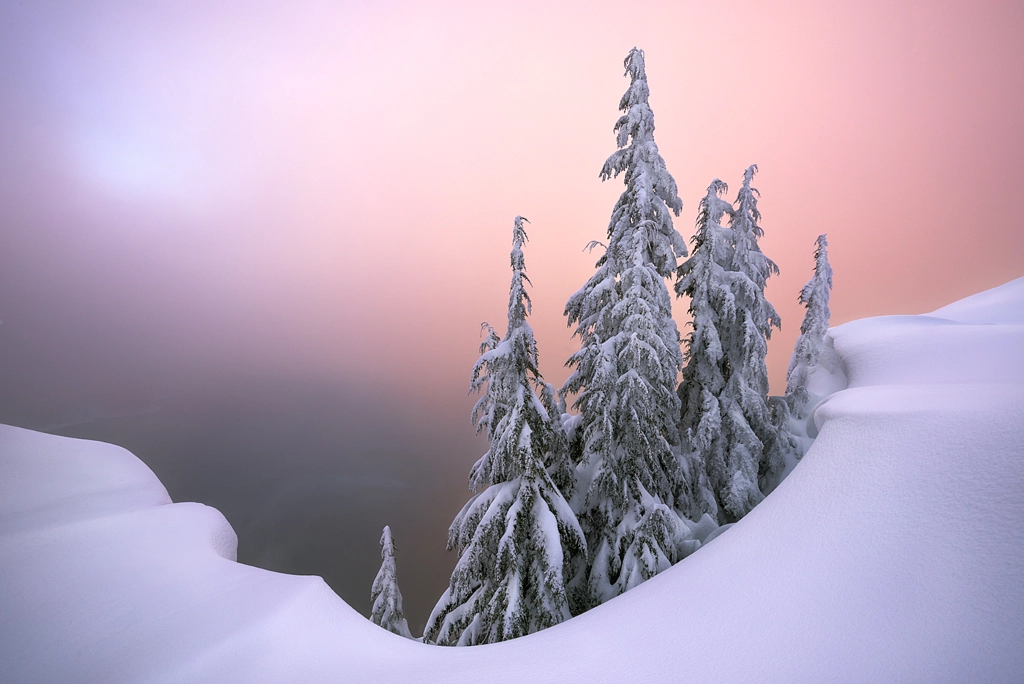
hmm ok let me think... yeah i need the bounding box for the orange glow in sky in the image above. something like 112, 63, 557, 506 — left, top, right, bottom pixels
3, 0, 1023, 402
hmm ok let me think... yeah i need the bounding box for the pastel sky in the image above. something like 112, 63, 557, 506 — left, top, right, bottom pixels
1, 0, 1022, 629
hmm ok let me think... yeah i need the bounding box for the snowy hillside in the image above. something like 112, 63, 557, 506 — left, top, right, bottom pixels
2, 278, 1023, 683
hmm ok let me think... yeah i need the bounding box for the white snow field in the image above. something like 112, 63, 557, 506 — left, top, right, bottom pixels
2, 278, 1023, 684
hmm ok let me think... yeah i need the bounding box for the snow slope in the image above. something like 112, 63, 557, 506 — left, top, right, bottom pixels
2, 278, 1023, 683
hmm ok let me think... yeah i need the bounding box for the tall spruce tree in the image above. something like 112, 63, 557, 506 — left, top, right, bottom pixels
370, 526, 413, 639
786, 234, 833, 417
424, 217, 584, 646
727, 165, 788, 490
675, 180, 733, 523
677, 170, 788, 522
562, 47, 690, 609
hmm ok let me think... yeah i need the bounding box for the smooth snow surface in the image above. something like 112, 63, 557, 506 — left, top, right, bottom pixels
2, 278, 1023, 683
930, 276, 1024, 325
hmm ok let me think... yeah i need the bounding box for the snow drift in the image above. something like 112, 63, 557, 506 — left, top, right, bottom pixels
2, 278, 1023, 683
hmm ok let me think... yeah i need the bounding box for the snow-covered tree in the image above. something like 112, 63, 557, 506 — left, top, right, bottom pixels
423, 216, 585, 646
677, 169, 789, 522
675, 180, 732, 523
726, 165, 789, 491
562, 47, 690, 609
786, 234, 833, 416
370, 525, 413, 639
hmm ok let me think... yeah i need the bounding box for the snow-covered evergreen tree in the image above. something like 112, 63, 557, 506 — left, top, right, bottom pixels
786, 234, 833, 416
675, 180, 733, 523
370, 525, 413, 639
562, 47, 690, 609
726, 165, 789, 491
423, 216, 584, 646
677, 169, 789, 522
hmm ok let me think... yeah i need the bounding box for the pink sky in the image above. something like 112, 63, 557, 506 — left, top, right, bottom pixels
3, 0, 1023, 401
